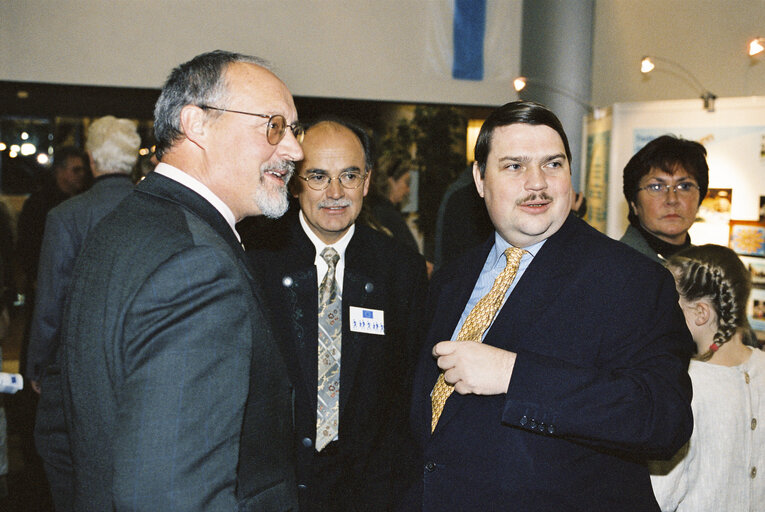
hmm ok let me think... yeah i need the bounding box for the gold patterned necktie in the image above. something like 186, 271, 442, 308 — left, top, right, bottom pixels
317, 247, 341, 451
430, 246, 526, 433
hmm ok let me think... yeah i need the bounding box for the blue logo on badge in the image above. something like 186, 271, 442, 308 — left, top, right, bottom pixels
363, 310, 373, 318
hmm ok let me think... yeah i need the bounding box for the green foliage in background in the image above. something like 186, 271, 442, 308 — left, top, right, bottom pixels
376, 105, 466, 259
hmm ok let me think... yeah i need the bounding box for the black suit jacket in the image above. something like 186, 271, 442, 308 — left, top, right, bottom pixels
406, 214, 694, 512
59, 172, 297, 511
248, 211, 428, 511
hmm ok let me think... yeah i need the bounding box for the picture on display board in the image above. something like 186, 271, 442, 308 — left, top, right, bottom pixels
748, 259, 765, 287
729, 220, 765, 258
693, 188, 732, 246
741, 255, 765, 334
749, 287, 765, 332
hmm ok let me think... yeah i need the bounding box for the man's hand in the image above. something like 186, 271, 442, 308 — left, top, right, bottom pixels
433, 341, 516, 395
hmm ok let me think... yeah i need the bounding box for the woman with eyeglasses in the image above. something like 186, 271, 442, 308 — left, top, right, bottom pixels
620, 135, 710, 263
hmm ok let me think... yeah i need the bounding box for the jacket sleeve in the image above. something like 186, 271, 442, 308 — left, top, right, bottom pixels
113, 245, 252, 511
27, 211, 76, 379
503, 266, 694, 459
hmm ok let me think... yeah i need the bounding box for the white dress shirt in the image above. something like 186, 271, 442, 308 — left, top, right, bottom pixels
298, 210, 354, 292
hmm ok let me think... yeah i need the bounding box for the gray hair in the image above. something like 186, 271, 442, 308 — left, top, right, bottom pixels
85, 116, 141, 174
153, 50, 270, 159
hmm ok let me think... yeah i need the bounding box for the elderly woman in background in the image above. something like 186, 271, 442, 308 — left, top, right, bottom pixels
620, 135, 709, 262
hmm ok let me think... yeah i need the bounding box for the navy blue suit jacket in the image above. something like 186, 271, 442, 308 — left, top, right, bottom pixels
407, 214, 694, 512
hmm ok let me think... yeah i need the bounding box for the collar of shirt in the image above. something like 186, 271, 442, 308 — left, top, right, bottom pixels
298, 210, 355, 292
450, 232, 546, 341
153, 162, 240, 243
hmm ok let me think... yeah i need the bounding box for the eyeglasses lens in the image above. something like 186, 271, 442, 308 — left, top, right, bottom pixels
266, 115, 286, 145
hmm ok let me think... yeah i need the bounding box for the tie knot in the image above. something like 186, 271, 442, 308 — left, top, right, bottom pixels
504, 247, 525, 267
321, 247, 340, 267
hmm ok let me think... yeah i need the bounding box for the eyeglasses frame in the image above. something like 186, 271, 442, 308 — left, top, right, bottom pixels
636, 181, 700, 196
296, 170, 369, 191
198, 105, 304, 145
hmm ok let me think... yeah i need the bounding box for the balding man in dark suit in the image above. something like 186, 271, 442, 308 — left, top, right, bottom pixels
58, 50, 304, 511
247, 118, 427, 511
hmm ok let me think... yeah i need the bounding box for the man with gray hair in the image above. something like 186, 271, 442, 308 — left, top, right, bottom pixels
60, 51, 303, 511
29, 115, 140, 510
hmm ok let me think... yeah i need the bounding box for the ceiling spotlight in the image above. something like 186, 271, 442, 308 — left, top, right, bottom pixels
749, 37, 765, 56
639, 55, 717, 112
512, 76, 593, 112
640, 57, 655, 74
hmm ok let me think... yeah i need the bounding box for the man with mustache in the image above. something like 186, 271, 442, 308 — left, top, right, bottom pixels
247, 118, 428, 511
404, 101, 695, 511
59, 50, 303, 511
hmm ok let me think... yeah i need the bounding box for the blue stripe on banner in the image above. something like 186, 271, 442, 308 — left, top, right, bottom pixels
452, 0, 487, 80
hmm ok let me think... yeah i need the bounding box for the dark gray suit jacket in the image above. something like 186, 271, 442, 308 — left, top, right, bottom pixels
247, 211, 427, 511
27, 174, 134, 381
60, 172, 297, 511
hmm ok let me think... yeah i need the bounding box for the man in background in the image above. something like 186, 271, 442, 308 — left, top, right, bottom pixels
29, 115, 140, 511
248, 118, 427, 511
16, 147, 89, 294
59, 50, 303, 510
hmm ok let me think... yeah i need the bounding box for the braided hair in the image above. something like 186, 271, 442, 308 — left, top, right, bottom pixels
667, 244, 752, 361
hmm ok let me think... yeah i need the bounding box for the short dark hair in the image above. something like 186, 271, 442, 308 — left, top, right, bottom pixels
623, 135, 709, 226
474, 101, 572, 177
302, 117, 374, 171
153, 50, 269, 159
52, 146, 87, 171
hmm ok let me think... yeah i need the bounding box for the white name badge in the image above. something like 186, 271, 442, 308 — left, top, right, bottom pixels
349, 306, 385, 335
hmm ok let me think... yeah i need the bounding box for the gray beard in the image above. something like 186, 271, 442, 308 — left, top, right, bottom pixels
256, 161, 294, 218
255, 183, 290, 219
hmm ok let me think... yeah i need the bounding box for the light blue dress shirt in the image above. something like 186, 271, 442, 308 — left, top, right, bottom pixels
450, 233, 545, 341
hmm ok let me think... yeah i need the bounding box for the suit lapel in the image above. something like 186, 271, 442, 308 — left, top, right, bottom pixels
339, 228, 378, 415
277, 219, 320, 404
484, 214, 580, 350
428, 239, 493, 435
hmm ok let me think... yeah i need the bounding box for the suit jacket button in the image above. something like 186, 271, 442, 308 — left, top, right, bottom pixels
364, 282, 374, 293
298, 484, 307, 490
529, 419, 537, 429
282, 276, 294, 287
547, 424, 555, 434
425, 461, 436, 472
520, 415, 528, 426
302, 437, 313, 448
538, 422, 545, 432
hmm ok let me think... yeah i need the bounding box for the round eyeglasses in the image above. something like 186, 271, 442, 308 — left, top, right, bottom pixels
199, 105, 304, 145
637, 182, 700, 197
297, 171, 368, 191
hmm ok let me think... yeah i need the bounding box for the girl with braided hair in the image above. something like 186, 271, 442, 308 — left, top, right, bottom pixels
649, 244, 764, 511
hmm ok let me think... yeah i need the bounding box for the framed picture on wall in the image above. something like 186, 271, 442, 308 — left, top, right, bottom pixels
749, 288, 765, 332
729, 220, 765, 258
747, 259, 765, 287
